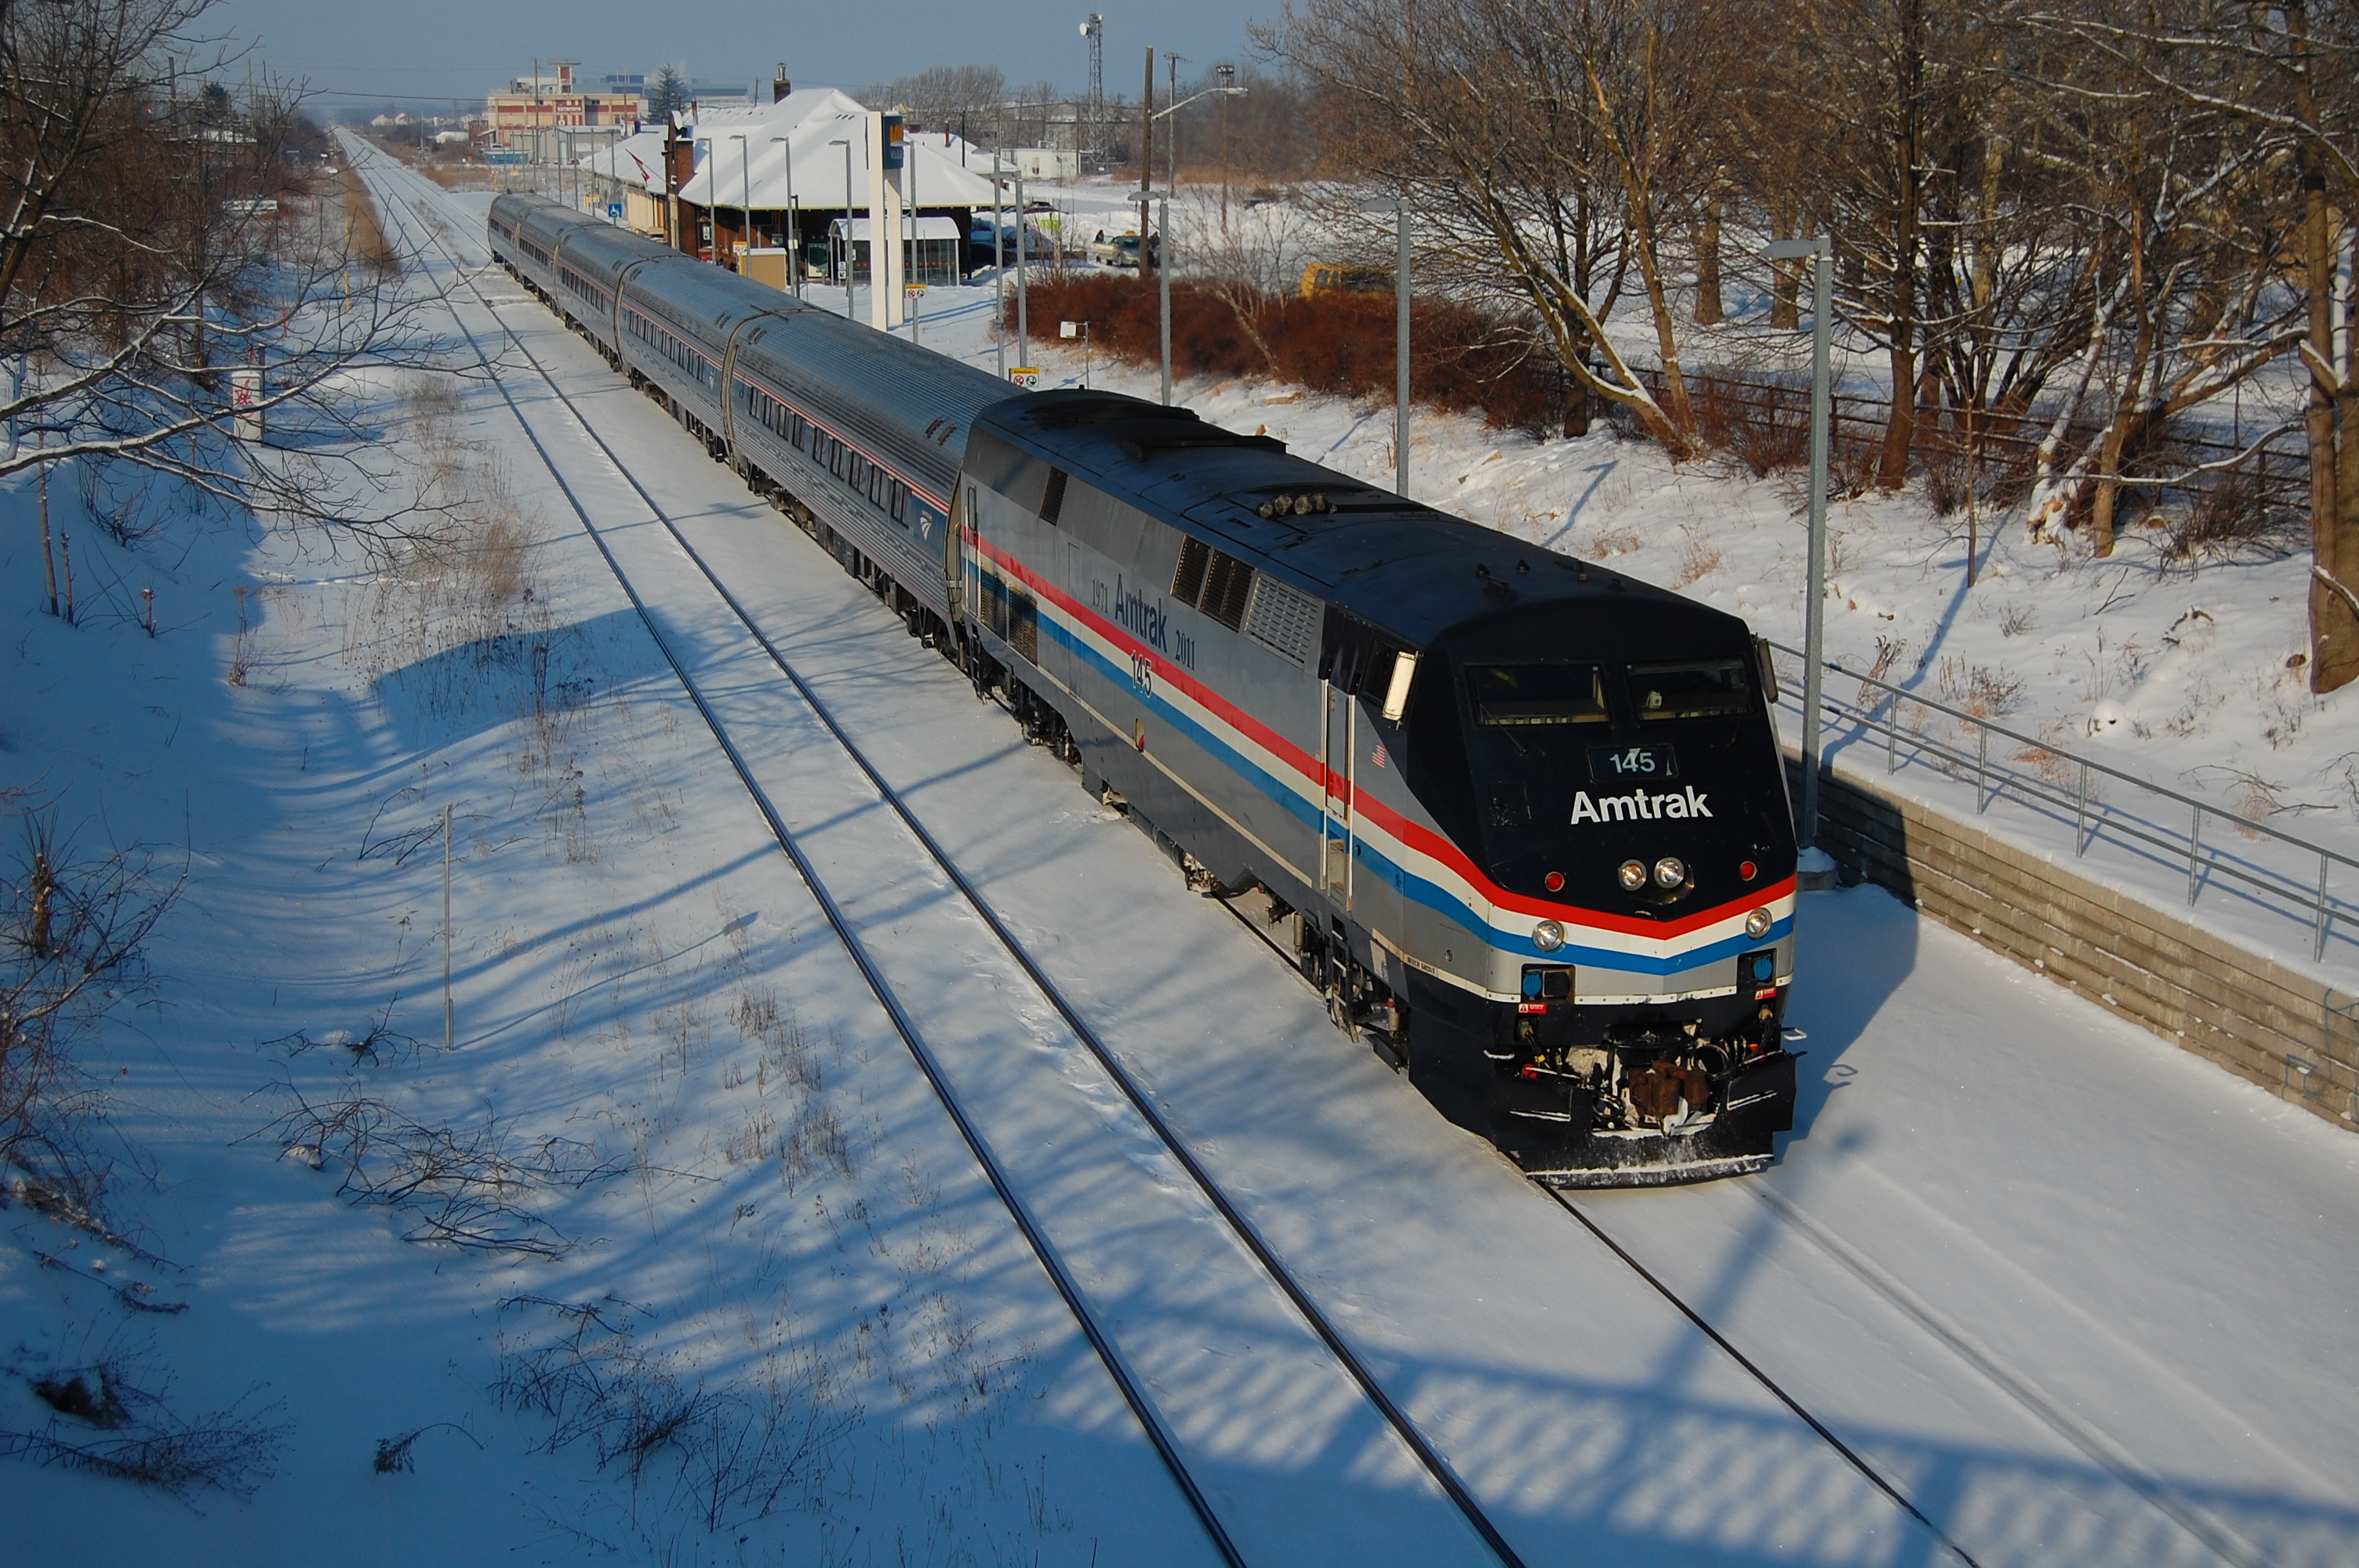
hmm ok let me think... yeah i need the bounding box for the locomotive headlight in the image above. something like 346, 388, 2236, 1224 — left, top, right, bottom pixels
1616, 859, 1648, 891
1745, 906, 1773, 940
1532, 920, 1565, 952
1652, 856, 1687, 889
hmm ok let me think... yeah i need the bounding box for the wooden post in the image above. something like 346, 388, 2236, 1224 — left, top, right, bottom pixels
38, 459, 56, 616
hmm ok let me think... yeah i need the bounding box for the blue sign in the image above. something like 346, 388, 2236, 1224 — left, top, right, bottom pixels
607, 202, 624, 220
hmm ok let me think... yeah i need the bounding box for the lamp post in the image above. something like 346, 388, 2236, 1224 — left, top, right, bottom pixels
992, 153, 1006, 380
728, 133, 749, 271
1165, 53, 1185, 191
692, 137, 715, 261
1360, 193, 1411, 499
830, 138, 854, 322
1015, 163, 1029, 376
1763, 234, 1836, 885
771, 136, 799, 298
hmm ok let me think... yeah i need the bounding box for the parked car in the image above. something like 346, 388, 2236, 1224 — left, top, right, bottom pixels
1299, 261, 1393, 299
1089, 229, 1159, 268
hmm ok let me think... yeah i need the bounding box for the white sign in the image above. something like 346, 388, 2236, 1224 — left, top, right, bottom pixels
1060, 321, 1078, 339
1009, 367, 1041, 389
231, 367, 263, 442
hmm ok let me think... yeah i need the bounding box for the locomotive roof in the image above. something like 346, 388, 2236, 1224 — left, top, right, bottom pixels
976, 390, 1740, 653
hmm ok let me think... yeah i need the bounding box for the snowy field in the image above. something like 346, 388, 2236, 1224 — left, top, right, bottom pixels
1, 149, 2356, 1566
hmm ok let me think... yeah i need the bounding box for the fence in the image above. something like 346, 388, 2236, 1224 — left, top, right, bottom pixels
1630, 368, 2307, 520
1765, 640, 2357, 965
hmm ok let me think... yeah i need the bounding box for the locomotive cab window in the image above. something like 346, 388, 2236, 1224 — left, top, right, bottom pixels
1467, 664, 1608, 726
1630, 659, 1750, 720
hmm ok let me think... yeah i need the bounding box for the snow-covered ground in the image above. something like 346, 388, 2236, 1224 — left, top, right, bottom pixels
2, 154, 2356, 1566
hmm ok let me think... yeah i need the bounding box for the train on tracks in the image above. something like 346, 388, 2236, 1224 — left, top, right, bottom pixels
488, 192, 1800, 1185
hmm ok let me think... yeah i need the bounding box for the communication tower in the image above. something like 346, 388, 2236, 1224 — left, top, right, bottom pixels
1079, 13, 1105, 172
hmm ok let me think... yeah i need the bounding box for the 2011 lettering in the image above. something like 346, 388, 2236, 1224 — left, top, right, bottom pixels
1568, 787, 1711, 825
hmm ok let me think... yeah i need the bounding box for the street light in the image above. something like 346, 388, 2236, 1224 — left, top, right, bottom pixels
1127, 188, 1171, 405
829, 139, 854, 322
991, 152, 1006, 379
1360, 193, 1411, 499
1015, 163, 1029, 376
771, 136, 799, 299
692, 137, 715, 262
728, 133, 749, 272
1763, 234, 1836, 887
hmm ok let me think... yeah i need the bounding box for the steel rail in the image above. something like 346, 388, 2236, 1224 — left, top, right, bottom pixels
386, 158, 1529, 1568
1543, 1186, 1986, 1568
354, 149, 1246, 1568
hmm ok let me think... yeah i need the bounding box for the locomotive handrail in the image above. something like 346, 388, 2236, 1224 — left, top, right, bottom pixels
1765, 638, 2357, 963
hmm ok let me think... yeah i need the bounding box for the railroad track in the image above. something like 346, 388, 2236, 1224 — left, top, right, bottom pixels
357, 145, 1521, 1568
351, 147, 2250, 1568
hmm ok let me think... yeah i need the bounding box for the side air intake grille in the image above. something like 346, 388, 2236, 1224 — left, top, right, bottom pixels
1039, 466, 1069, 524
1244, 576, 1320, 666
1171, 535, 1256, 631
1171, 537, 1210, 604
1199, 550, 1254, 631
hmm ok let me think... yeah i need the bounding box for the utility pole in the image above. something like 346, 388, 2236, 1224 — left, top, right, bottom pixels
1129, 185, 1171, 404
1137, 48, 1154, 281
1218, 64, 1234, 227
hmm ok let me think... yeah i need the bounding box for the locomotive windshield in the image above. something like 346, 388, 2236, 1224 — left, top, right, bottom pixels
1444, 648, 1786, 889
1467, 663, 1608, 726
1630, 659, 1751, 720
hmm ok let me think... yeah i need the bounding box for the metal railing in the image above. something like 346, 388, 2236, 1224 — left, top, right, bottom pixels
1767, 640, 2357, 964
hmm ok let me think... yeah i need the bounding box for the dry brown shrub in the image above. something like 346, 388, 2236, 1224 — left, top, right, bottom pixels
1011, 274, 1562, 431
334, 170, 401, 278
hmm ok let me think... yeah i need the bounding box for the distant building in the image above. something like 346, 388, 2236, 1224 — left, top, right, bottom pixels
486, 61, 642, 147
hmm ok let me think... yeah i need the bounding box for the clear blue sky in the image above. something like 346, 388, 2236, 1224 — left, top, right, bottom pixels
214, 0, 1280, 112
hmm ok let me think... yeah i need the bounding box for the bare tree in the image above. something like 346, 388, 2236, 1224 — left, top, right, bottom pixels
1, 803, 177, 1214
1271, 0, 1761, 454
2027, 0, 2359, 687
0, 0, 449, 552
860, 64, 1008, 135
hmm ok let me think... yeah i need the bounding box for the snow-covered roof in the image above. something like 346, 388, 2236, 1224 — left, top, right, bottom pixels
671, 89, 999, 212
578, 89, 1002, 209
580, 129, 670, 192
824, 216, 965, 241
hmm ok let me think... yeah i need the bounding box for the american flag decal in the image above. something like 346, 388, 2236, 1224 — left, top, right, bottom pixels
1370, 742, 1390, 770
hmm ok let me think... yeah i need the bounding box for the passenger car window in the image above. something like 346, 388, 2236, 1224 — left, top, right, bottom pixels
1630, 659, 1751, 720
1466, 664, 1608, 726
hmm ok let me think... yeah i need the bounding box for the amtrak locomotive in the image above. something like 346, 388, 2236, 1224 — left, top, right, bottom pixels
489, 193, 1799, 1185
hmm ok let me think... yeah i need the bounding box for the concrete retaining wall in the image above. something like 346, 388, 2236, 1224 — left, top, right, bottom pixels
1794, 754, 2359, 1131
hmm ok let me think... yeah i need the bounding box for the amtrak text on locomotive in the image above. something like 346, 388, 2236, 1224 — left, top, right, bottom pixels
1568, 787, 1713, 824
